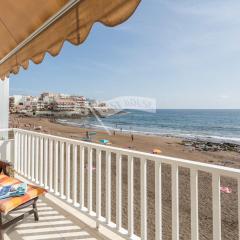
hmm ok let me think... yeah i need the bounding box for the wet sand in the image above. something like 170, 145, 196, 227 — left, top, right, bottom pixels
10, 115, 240, 239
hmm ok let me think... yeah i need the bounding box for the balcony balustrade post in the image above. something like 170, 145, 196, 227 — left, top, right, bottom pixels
238, 179, 240, 239
60, 141, 65, 199
106, 151, 111, 224
14, 131, 19, 172
141, 158, 147, 240
116, 153, 122, 231
31, 135, 35, 181
191, 168, 199, 240
39, 137, 44, 186
79, 146, 85, 209
44, 138, 49, 189
20, 133, 24, 175
88, 147, 93, 213
155, 160, 162, 240
66, 143, 71, 202
212, 173, 221, 240
96, 149, 102, 219
27, 134, 31, 179
35, 137, 39, 184
73, 144, 78, 206
54, 140, 59, 195
128, 156, 134, 238
49, 139, 53, 192
24, 134, 28, 177
172, 164, 179, 240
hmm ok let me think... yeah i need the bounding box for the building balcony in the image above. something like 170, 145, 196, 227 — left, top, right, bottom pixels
0, 128, 239, 240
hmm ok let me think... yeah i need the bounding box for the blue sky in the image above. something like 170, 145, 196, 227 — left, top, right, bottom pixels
10, 0, 240, 109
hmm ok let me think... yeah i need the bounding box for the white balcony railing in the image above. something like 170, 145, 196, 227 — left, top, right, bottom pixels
8, 128, 240, 240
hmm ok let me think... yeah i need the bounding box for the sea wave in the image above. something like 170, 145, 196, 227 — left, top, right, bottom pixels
57, 119, 240, 144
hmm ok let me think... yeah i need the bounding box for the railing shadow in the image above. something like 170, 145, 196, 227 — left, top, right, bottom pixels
6, 198, 100, 240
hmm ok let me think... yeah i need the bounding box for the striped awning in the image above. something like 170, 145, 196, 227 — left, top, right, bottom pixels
0, 0, 141, 80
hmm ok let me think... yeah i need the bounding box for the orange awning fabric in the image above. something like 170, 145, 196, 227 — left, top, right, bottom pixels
0, 0, 140, 80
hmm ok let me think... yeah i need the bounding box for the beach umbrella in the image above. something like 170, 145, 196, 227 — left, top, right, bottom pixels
0, 0, 141, 80
153, 148, 162, 155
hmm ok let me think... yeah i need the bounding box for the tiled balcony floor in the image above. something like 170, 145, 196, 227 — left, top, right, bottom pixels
4, 196, 106, 240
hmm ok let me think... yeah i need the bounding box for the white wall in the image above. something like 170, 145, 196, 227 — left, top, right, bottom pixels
0, 78, 9, 139
0, 139, 14, 162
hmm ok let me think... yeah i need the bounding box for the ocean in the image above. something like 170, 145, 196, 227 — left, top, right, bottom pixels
57, 109, 240, 143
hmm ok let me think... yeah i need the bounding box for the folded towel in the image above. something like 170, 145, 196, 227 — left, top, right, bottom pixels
0, 183, 28, 200
0, 186, 11, 198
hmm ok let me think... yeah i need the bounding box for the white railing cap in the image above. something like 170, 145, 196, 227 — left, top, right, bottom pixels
13, 128, 240, 178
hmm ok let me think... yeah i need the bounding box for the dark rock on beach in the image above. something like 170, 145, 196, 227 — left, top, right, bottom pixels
181, 139, 240, 153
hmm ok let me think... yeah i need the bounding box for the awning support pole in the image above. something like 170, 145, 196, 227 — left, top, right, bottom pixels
0, 78, 9, 139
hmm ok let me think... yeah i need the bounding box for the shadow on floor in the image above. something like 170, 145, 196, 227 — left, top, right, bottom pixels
5, 197, 104, 240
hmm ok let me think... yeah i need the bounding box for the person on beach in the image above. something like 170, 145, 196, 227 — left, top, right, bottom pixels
131, 134, 134, 142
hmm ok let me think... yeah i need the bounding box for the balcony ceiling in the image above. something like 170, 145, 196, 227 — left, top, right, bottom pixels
0, 0, 140, 80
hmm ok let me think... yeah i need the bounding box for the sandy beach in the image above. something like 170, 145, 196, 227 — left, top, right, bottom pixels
10, 114, 240, 166
10, 114, 240, 239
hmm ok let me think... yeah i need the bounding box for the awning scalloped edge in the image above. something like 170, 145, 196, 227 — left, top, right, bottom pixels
0, 0, 141, 80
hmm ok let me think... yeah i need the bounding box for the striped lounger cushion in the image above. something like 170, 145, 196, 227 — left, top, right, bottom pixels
0, 174, 46, 214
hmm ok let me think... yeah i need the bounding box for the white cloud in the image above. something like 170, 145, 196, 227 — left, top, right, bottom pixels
220, 95, 230, 100
161, 0, 240, 24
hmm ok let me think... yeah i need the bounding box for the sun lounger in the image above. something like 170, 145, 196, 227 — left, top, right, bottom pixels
0, 160, 46, 240
81, 137, 92, 142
